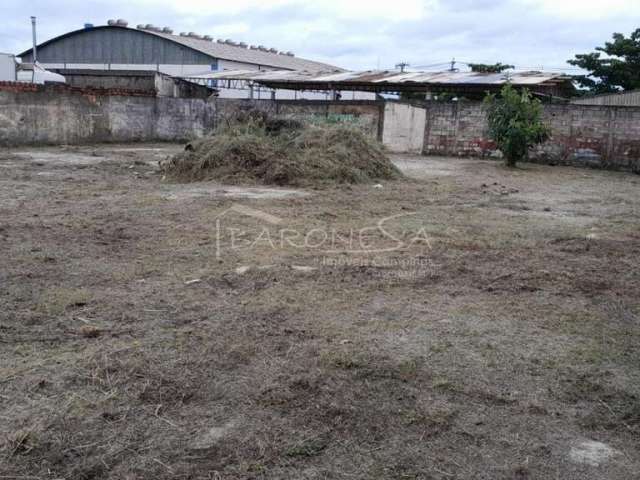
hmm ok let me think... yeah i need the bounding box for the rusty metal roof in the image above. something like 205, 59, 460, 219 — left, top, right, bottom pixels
182, 69, 573, 96
183, 69, 571, 88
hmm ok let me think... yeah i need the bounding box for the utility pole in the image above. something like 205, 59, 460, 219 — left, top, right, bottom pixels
395, 62, 410, 73
449, 57, 456, 72
31, 16, 37, 63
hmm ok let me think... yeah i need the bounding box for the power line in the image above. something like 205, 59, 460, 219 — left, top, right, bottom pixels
413, 65, 584, 73
381, 58, 586, 73
395, 61, 410, 72
411, 62, 452, 69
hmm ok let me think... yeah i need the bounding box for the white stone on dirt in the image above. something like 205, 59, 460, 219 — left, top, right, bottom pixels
190, 422, 235, 450
291, 265, 317, 273
257, 265, 277, 270
569, 440, 620, 467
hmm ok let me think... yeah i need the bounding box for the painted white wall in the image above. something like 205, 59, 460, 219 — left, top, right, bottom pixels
382, 102, 426, 153
16, 64, 65, 84
0, 53, 16, 81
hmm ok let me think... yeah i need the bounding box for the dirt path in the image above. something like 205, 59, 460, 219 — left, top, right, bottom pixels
1, 144, 639, 479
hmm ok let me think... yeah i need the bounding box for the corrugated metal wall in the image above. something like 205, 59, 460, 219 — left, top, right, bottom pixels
572, 90, 640, 107
21, 27, 217, 67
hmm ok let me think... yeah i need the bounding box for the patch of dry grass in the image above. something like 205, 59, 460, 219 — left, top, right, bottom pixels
37, 287, 92, 316
161, 116, 401, 186
2, 144, 640, 479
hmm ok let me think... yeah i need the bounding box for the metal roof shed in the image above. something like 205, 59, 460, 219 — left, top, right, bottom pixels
183, 69, 574, 98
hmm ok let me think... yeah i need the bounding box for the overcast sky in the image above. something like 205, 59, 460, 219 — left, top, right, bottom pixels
2, 0, 639, 71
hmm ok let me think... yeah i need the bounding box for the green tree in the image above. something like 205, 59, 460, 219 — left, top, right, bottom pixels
484, 84, 550, 167
568, 28, 640, 93
468, 63, 514, 73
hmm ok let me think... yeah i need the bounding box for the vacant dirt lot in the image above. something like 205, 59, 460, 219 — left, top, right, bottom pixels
1, 144, 639, 479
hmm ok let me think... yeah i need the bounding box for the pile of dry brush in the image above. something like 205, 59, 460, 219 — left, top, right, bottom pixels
161, 112, 401, 186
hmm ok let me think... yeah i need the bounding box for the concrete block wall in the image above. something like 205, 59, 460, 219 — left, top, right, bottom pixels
212, 98, 384, 139
423, 102, 491, 157
422, 101, 640, 172
0, 82, 215, 146
2, 84, 639, 174
0, 88, 383, 147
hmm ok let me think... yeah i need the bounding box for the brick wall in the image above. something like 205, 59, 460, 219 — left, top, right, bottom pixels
0, 81, 155, 97
422, 101, 640, 172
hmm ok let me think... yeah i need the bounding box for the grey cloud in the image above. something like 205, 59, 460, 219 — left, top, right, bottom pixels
2, 0, 639, 72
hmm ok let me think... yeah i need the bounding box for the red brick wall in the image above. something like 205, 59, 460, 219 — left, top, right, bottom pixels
0, 81, 155, 97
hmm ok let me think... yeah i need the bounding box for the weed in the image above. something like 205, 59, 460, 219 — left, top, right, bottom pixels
78, 325, 102, 338
4, 429, 37, 456
37, 287, 91, 316
559, 370, 640, 435
432, 377, 459, 393
397, 358, 419, 381
285, 436, 329, 458
320, 350, 366, 370
401, 406, 457, 433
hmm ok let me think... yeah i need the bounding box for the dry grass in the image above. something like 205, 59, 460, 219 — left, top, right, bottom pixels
1, 144, 639, 479
37, 287, 92, 316
161, 116, 401, 186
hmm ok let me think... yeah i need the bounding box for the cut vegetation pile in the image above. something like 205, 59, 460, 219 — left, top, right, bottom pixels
161, 114, 401, 186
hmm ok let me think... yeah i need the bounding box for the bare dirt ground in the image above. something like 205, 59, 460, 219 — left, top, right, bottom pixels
1, 144, 639, 479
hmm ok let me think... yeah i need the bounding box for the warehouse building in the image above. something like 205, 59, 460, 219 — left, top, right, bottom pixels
58, 69, 214, 98
18, 19, 356, 99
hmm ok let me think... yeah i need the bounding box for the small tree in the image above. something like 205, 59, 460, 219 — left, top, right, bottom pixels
484, 84, 550, 167
469, 62, 514, 73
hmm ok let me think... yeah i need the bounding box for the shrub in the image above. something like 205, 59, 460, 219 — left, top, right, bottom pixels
484, 84, 550, 167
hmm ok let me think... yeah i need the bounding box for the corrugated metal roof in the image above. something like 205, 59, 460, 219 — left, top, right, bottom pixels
145, 29, 341, 72
18, 25, 340, 73
184, 68, 570, 86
